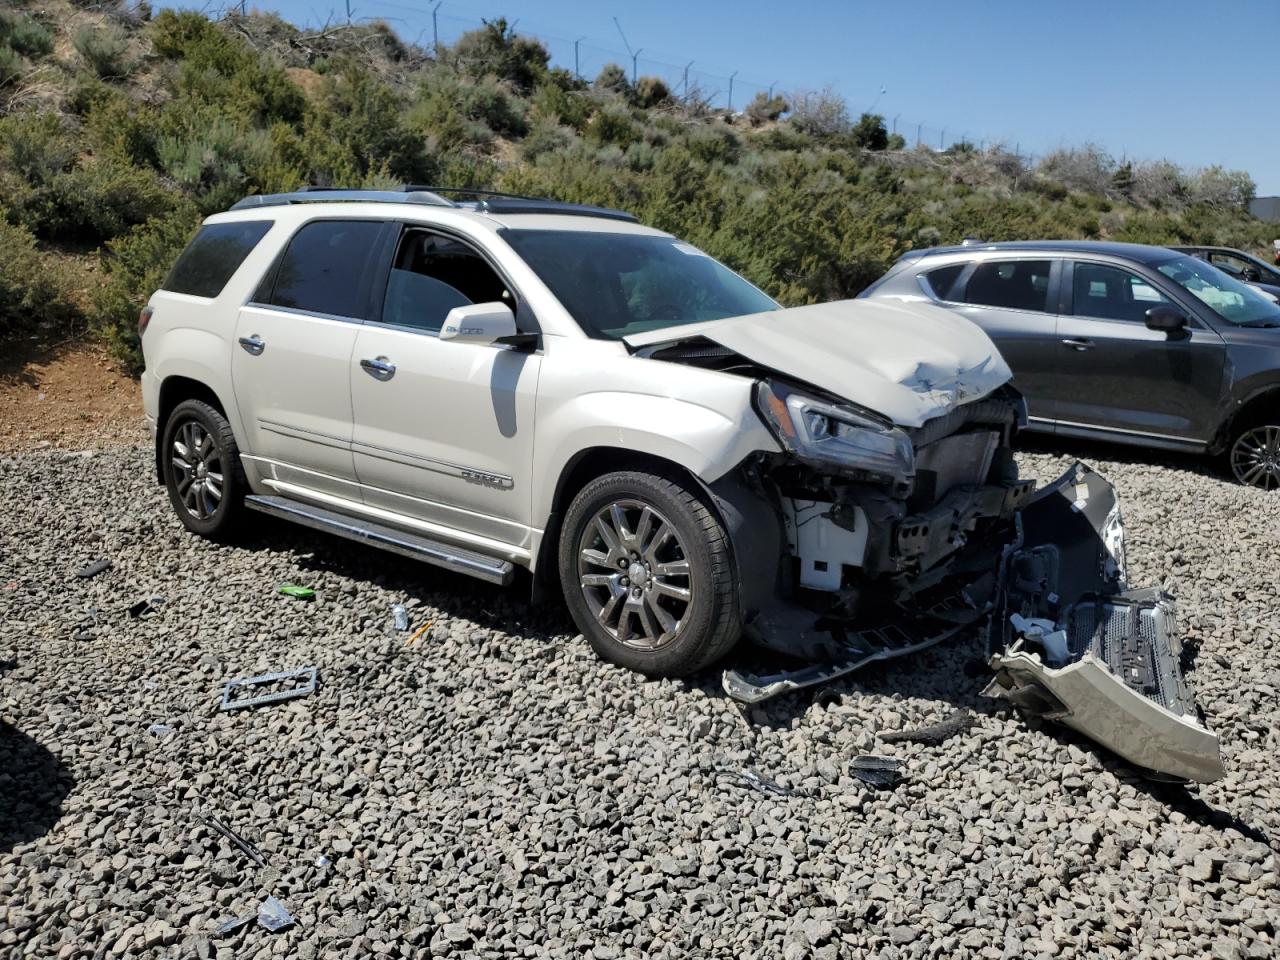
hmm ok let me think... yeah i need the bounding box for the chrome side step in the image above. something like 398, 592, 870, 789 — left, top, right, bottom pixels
245, 494, 516, 585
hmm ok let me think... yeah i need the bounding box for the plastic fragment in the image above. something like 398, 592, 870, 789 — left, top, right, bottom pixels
200, 813, 266, 867
849, 755, 905, 789
257, 896, 295, 933
220, 666, 318, 712
392, 603, 409, 631
314, 854, 331, 868
128, 600, 152, 619
720, 768, 795, 797
76, 558, 112, 579
214, 914, 254, 937
147, 723, 173, 738
405, 621, 433, 647
277, 584, 316, 600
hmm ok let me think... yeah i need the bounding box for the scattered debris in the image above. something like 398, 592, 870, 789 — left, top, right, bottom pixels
405, 620, 433, 647
200, 813, 266, 867
220, 666, 318, 712
76, 558, 112, 579
1214, 654, 1230, 669
277, 584, 315, 601
849, 756, 905, 789
2, 580, 18, 591
127, 597, 164, 619
719, 768, 796, 798
72, 628, 96, 642
214, 897, 297, 936
257, 896, 295, 933
879, 708, 975, 745
392, 603, 409, 631
214, 914, 254, 937
314, 854, 331, 868
147, 722, 173, 739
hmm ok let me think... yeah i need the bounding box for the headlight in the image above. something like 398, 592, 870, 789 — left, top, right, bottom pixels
755, 379, 914, 484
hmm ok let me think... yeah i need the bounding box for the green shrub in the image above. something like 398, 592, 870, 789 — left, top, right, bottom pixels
850, 113, 888, 151
593, 63, 629, 97
745, 92, 787, 126
585, 102, 639, 148
73, 24, 132, 79
0, 12, 54, 58
633, 76, 671, 109
156, 118, 270, 214
449, 18, 548, 93
0, 220, 74, 337
0, 45, 22, 88
92, 204, 202, 373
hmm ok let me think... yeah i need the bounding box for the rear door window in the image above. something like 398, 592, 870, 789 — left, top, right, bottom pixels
162, 221, 272, 298
267, 220, 384, 320
962, 260, 1053, 312
922, 263, 965, 300
1071, 262, 1170, 323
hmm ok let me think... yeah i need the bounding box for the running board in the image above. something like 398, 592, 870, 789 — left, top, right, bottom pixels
245, 494, 516, 585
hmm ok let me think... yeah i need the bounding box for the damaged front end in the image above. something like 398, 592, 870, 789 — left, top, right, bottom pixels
715, 379, 1222, 784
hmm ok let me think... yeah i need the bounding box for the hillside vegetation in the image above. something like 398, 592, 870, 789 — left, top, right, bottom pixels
2, 1, 1274, 372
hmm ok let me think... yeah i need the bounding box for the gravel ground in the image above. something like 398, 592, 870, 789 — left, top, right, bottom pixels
2, 441, 1278, 959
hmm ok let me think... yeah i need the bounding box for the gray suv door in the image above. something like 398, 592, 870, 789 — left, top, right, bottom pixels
1053, 260, 1227, 444
940, 258, 1063, 429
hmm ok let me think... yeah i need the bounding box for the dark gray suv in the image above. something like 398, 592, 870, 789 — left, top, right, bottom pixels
860, 240, 1280, 488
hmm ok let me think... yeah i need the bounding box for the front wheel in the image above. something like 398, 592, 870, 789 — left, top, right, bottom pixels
1227, 420, 1280, 490
558, 470, 740, 677
161, 399, 247, 538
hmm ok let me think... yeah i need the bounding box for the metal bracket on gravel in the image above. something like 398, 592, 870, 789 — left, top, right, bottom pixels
220, 666, 318, 711
721, 607, 985, 705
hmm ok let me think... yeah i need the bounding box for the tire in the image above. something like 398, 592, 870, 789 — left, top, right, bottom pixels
161, 399, 247, 538
1225, 415, 1280, 490
558, 469, 740, 677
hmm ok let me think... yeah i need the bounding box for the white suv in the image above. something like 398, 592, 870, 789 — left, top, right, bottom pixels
140, 187, 1221, 782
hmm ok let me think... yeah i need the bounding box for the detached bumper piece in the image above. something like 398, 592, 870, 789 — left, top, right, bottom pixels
722, 595, 987, 705
984, 463, 1224, 783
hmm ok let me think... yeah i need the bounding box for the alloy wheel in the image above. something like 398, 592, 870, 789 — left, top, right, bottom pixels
1230, 425, 1280, 490
170, 420, 225, 519
576, 499, 694, 650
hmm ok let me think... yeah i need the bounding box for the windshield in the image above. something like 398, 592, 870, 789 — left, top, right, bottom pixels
1156, 255, 1280, 327
501, 229, 778, 339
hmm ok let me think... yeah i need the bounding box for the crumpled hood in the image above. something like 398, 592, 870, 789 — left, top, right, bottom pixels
623, 299, 1012, 428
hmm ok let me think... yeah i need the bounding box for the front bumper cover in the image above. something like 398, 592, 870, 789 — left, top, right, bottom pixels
982, 462, 1223, 783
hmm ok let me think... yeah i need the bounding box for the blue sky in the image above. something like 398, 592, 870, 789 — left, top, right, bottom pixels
166, 0, 1280, 194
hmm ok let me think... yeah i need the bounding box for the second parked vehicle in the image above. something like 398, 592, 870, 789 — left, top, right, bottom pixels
860, 240, 1280, 488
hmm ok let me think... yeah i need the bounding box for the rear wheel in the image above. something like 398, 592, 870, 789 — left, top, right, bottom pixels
558, 470, 740, 677
1227, 419, 1280, 490
161, 399, 246, 538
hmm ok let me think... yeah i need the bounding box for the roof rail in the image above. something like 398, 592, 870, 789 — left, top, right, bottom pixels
229, 188, 455, 211
228, 185, 638, 222
409, 187, 637, 222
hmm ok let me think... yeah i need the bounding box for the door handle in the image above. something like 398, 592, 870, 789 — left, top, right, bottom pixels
1060, 337, 1095, 351
360, 356, 396, 380
238, 335, 265, 356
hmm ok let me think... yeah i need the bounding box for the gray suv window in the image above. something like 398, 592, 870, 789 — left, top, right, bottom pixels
922, 263, 965, 300
1071, 262, 1168, 323
962, 260, 1052, 312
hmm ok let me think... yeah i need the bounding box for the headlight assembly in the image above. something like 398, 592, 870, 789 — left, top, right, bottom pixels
755, 379, 914, 484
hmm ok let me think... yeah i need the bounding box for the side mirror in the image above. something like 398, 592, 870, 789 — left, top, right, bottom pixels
439, 302, 517, 345
1241, 266, 1261, 283
1145, 305, 1188, 333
